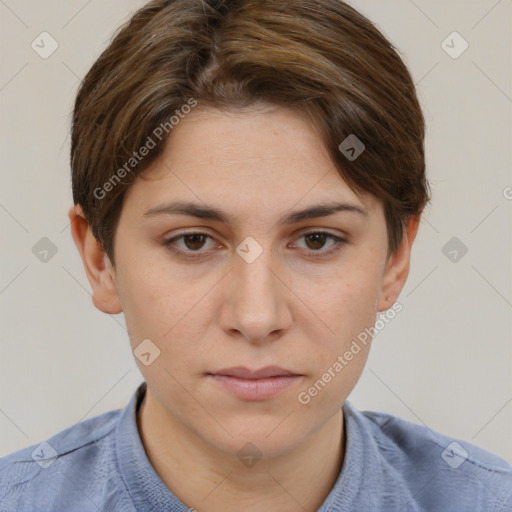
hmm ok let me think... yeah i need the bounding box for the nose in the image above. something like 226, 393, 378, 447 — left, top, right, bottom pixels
218, 244, 292, 344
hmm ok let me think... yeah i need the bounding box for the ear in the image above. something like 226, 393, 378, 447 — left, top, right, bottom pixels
377, 215, 420, 312
68, 204, 122, 314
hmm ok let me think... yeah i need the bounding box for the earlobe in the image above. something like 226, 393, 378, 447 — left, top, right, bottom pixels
68, 205, 123, 315
377, 216, 420, 312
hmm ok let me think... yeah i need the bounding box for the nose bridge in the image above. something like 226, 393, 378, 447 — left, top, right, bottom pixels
221, 238, 290, 342
237, 246, 276, 301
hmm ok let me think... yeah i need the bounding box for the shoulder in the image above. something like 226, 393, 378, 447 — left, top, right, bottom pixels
344, 402, 512, 511
0, 408, 133, 512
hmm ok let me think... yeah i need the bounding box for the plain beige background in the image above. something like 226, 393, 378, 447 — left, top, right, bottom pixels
1, 0, 511, 463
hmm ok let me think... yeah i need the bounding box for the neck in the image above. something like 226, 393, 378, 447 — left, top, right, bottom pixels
137, 388, 345, 512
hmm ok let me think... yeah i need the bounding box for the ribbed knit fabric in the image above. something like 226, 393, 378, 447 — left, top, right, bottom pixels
1, 382, 511, 511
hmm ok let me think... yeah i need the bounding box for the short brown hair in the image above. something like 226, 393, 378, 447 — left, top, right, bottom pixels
71, 0, 430, 265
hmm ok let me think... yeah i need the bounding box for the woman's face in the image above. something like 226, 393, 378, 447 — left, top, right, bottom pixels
109, 105, 408, 459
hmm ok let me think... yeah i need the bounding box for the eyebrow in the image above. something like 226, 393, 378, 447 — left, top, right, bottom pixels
143, 200, 368, 225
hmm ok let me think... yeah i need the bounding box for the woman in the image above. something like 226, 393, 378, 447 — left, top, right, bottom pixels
1, 0, 511, 510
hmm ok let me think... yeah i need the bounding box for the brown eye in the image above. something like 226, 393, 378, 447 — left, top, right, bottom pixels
294, 231, 347, 258
304, 232, 329, 250
182, 234, 208, 251
163, 232, 218, 259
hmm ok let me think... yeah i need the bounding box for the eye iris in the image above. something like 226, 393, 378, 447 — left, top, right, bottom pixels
305, 233, 327, 250
184, 234, 206, 251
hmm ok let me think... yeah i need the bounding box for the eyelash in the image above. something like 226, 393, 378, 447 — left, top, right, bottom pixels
162, 230, 348, 260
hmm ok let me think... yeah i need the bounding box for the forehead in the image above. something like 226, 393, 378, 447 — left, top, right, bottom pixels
128, 106, 381, 218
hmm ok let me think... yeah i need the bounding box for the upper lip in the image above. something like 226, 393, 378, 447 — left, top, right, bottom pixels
209, 366, 301, 379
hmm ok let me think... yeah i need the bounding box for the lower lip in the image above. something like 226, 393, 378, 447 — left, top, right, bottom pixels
209, 374, 303, 400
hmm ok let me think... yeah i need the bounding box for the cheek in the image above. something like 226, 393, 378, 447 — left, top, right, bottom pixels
117, 255, 216, 364
297, 347, 370, 410
300, 253, 383, 347
295, 271, 378, 410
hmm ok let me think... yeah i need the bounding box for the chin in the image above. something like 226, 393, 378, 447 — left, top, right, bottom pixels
214, 435, 300, 463
202, 416, 309, 460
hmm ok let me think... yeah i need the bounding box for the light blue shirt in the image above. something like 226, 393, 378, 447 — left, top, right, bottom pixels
1, 382, 511, 511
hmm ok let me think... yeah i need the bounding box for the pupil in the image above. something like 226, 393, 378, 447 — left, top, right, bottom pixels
307, 233, 326, 250
185, 234, 205, 250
